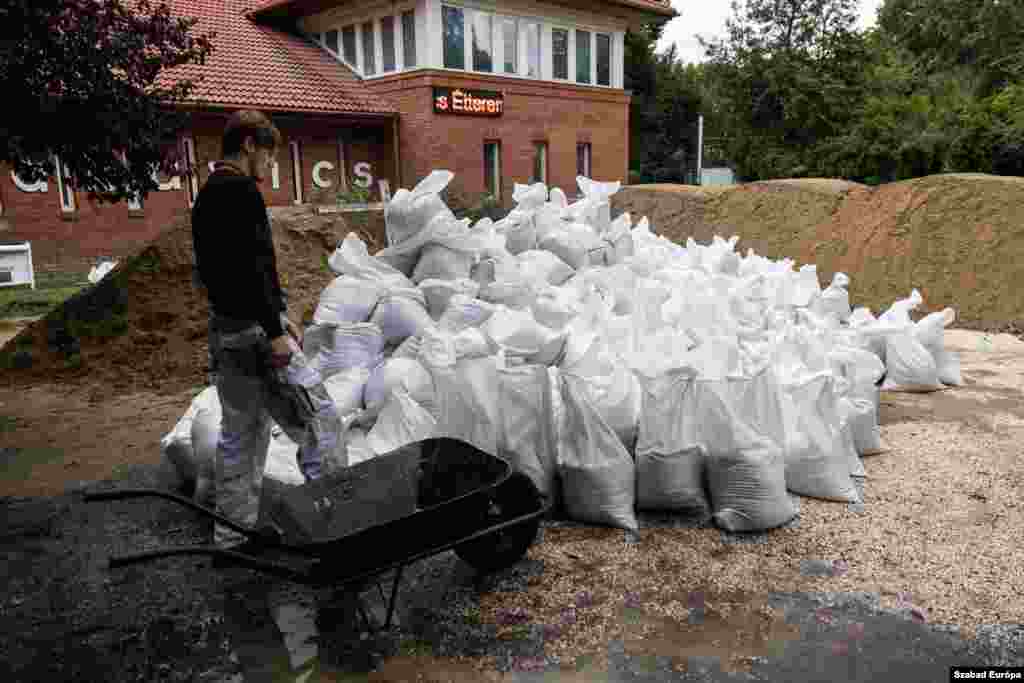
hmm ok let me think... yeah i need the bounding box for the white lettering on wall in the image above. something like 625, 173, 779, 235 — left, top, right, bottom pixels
11, 170, 47, 193
353, 162, 373, 189
312, 161, 335, 188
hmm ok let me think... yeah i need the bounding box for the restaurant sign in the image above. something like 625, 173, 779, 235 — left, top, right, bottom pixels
433, 87, 504, 117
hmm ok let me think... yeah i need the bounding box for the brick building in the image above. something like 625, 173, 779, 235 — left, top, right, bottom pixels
0, 0, 674, 273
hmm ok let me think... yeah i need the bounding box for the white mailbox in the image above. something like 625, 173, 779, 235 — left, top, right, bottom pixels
0, 242, 36, 289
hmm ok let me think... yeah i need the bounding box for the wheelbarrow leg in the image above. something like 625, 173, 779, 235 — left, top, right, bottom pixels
385, 565, 404, 630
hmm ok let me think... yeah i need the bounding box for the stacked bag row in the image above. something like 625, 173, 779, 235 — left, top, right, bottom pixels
162, 169, 964, 537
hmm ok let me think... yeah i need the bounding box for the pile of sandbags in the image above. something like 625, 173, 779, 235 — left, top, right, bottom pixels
162, 171, 963, 537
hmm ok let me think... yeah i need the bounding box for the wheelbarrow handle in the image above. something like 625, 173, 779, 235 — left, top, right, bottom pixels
83, 488, 255, 540
106, 545, 310, 582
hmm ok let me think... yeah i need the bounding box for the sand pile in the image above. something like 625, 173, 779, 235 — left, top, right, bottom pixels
613, 174, 1024, 331
0, 207, 385, 398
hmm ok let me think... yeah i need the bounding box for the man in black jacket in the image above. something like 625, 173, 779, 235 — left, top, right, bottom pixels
191, 110, 341, 548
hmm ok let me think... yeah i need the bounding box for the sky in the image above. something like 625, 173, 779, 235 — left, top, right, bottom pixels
656, 0, 886, 65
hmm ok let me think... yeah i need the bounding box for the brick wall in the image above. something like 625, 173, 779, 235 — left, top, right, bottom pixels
367, 70, 631, 207
0, 113, 396, 273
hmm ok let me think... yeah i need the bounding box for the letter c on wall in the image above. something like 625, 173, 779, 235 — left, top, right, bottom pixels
312, 161, 335, 188
11, 171, 47, 193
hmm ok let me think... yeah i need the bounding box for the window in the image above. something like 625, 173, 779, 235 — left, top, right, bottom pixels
325, 29, 339, 55
596, 33, 611, 86
576, 143, 591, 178
484, 142, 501, 200
552, 28, 568, 80
522, 22, 540, 78
443, 6, 465, 69
361, 21, 376, 74
501, 18, 517, 74
342, 26, 357, 65
289, 141, 302, 204
381, 16, 396, 72
402, 10, 416, 67
576, 30, 591, 84
531, 142, 547, 184
53, 155, 75, 212
472, 11, 492, 72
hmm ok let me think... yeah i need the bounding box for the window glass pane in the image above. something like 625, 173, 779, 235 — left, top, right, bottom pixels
532, 142, 547, 184
381, 16, 396, 71
523, 22, 540, 78
552, 28, 568, 80
576, 30, 591, 83
596, 33, 611, 85
402, 10, 416, 67
484, 143, 500, 199
342, 26, 357, 65
502, 18, 517, 73
362, 22, 376, 74
443, 6, 465, 69
472, 12, 492, 72
325, 29, 339, 55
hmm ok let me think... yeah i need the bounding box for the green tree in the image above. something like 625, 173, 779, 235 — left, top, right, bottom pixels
0, 0, 215, 203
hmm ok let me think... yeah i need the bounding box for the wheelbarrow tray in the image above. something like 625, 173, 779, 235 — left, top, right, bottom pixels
85, 437, 548, 589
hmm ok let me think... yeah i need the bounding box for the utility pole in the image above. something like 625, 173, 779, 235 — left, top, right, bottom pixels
697, 114, 704, 185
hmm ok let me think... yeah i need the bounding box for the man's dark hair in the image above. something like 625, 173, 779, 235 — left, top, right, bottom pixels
222, 110, 282, 157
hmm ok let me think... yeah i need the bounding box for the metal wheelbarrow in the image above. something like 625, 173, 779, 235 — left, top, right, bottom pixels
84, 437, 549, 630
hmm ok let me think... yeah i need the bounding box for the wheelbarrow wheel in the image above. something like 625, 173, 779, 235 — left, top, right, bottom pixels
455, 472, 542, 574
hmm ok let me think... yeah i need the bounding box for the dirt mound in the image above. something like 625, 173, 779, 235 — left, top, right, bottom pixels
0, 207, 386, 399
613, 173, 1024, 330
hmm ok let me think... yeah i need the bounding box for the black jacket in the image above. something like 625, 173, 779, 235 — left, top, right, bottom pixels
191, 167, 286, 339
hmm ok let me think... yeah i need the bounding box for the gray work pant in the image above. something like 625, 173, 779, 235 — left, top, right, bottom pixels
208, 321, 341, 546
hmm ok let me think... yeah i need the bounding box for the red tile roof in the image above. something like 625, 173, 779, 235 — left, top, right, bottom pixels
154, 0, 396, 116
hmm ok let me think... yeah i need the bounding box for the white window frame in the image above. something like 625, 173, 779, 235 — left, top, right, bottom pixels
401, 9, 417, 68
341, 24, 358, 69
361, 20, 377, 75
289, 141, 303, 205
574, 28, 592, 85
519, 19, 541, 79
468, 9, 493, 74
496, 15, 517, 76
53, 155, 76, 213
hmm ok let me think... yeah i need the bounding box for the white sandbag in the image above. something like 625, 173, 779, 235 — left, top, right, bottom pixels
470, 257, 497, 286
838, 417, 865, 478
934, 348, 963, 386
500, 210, 538, 255
188, 388, 222, 504
426, 356, 503, 456
532, 287, 581, 330
498, 364, 559, 501
438, 295, 497, 332
781, 374, 861, 502
563, 340, 641, 451
845, 396, 884, 455
366, 390, 437, 456
309, 323, 384, 379
363, 357, 437, 417
479, 275, 536, 310
539, 230, 588, 271
391, 334, 422, 359
471, 217, 509, 260
419, 279, 480, 319
882, 332, 943, 392
264, 427, 305, 485
635, 447, 709, 513
698, 383, 796, 532
517, 249, 575, 286
814, 272, 851, 322
914, 307, 956, 351
557, 373, 638, 532
370, 287, 434, 344
450, 327, 493, 359
314, 276, 382, 325
512, 182, 549, 210
328, 233, 412, 288
384, 170, 456, 247
412, 243, 475, 283
88, 260, 118, 284
790, 264, 822, 308
339, 425, 375, 467
323, 367, 371, 418
484, 306, 566, 365
161, 386, 219, 497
